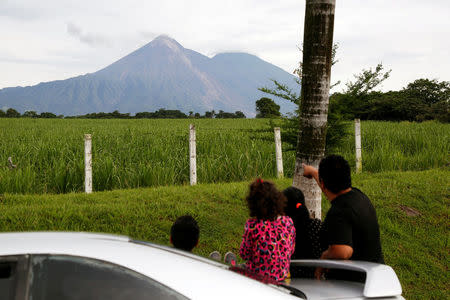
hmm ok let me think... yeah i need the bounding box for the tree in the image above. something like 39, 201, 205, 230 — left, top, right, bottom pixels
23, 111, 38, 118
292, 0, 336, 219
401, 79, 449, 121
255, 97, 281, 118
430, 100, 450, 123
259, 44, 339, 107
331, 77, 449, 122
259, 42, 346, 153
330, 63, 391, 120
403, 78, 449, 105
6, 108, 21, 118
0, 110, 6, 118
204, 111, 214, 118
39, 112, 57, 118
234, 111, 246, 118
345, 63, 391, 96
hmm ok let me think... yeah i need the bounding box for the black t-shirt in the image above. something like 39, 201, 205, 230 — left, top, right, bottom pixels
321, 188, 384, 264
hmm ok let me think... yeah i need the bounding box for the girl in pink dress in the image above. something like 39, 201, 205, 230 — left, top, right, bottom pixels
239, 179, 295, 282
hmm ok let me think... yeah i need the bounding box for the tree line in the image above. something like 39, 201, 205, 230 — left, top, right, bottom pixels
258, 68, 449, 123
258, 62, 449, 154
330, 76, 449, 123
0, 108, 247, 119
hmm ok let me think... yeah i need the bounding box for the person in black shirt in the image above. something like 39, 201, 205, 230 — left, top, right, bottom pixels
302, 155, 384, 279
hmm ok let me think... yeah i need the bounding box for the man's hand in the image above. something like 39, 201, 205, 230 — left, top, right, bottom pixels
302, 163, 319, 184
314, 267, 326, 280
302, 163, 318, 178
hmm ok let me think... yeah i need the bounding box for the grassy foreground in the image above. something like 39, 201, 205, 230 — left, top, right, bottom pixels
0, 168, 448, 299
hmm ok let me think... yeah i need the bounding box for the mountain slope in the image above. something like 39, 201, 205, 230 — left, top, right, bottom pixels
0, 35, 298, 116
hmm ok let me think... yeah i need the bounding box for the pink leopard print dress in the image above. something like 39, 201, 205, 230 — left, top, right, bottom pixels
239, 216, 296, 281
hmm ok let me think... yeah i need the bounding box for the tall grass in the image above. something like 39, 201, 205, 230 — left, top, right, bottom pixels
335, 121, 449, 172
0, 119, 448, 194
0, 119, 293, 194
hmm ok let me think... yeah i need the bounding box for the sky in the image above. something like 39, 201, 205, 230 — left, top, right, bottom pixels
1, 0, 449, 92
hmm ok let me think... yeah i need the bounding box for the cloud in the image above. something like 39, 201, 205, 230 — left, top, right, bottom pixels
140, 31, 159, 40
0, 1, 40, 20
66, 22, 112, 47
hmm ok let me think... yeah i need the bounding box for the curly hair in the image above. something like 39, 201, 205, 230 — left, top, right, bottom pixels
246, 178, 286, 220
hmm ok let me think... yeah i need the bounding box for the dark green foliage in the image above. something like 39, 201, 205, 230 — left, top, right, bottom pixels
430, 101, 450, 123
255, 97, 281, 118
39, 112, 58, 118
260, 79, 349, 153
345, 63, 391, 96
65, 109, 245, 119
0, 108, 246, 120
23, 111, 38, 118
215, 110, 246, 119
135, 109, 187, 119
258, 43, 347, 152
331, 75, 449, 122
77, 110, 132, 119
401, 79, 449, 122
204, 111, 215, 118
403, 78, 450, 105
234, 111, 246, 118
329, 63, 392, 120
6, 108, 21, 118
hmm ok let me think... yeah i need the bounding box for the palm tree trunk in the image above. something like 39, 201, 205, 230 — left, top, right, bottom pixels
293, 0, 336, 219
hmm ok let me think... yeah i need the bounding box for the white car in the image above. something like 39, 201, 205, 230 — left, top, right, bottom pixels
0, 232, 404, 300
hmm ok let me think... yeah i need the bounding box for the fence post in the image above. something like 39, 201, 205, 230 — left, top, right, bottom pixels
84, 134, 93, 193
189, 124, 197, 185
274, 127, 284, 178
355, 119, 362, 173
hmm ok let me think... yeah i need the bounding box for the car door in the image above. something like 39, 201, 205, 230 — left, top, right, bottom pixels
27, 255, 188, 300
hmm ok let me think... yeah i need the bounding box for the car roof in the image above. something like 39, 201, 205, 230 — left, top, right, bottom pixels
0, 232, 298, 300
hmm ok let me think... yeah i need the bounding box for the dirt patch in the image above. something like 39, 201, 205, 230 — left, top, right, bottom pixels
399, 205, 421, 217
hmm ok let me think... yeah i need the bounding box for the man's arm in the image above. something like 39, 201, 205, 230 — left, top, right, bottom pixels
321, 244, 353, 260
302, 163, 320, 186
315, 245, 354, 279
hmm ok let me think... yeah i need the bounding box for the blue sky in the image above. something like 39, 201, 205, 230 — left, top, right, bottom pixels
1, 0, 449, 91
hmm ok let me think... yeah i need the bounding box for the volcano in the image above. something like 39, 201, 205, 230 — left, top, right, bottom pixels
0, 35, 298, 117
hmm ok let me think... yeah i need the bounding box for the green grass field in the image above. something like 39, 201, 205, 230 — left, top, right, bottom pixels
0, 168, 448, 299
1, 119, 448, 194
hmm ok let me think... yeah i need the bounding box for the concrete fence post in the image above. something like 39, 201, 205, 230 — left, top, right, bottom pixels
355, 119, 362, 173
189, 124, 197, 185
274, 127, 284, 178
84, 134, 93, 193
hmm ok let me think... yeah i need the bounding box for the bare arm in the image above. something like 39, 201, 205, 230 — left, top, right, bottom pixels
315, 245, 354, 280
321, 244, 353, 260
302, 163, 320, 186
